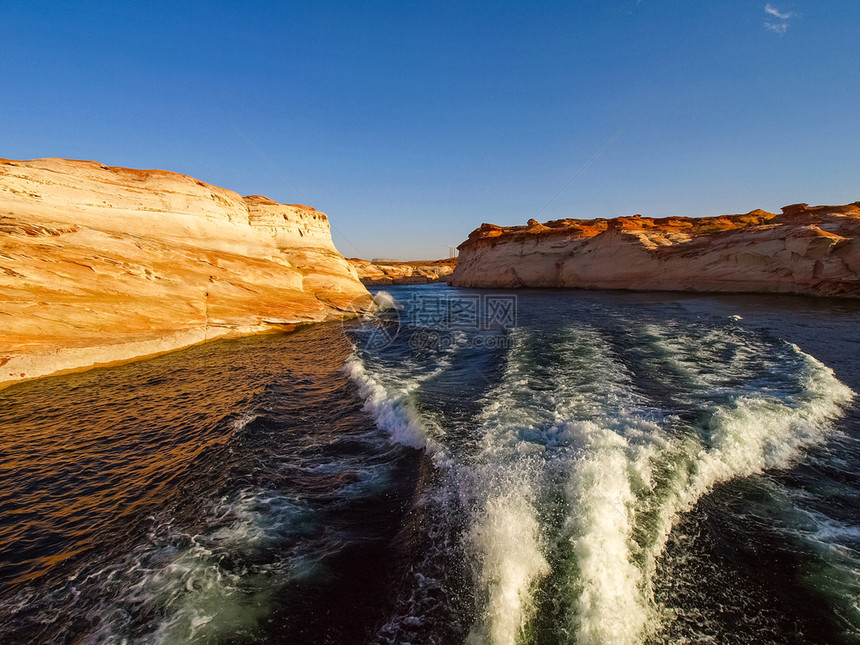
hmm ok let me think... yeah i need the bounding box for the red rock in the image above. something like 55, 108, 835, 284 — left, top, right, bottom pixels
450, 203, 860, 296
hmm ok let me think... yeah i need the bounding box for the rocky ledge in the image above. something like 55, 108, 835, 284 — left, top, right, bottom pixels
450, 203, 860, 297
347, 257, 457, 285
0, 158, 371, 388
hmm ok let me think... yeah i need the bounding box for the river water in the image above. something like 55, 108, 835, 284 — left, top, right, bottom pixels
1, 284, 858, 644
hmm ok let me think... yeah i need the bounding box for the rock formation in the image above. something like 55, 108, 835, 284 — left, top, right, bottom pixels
348, 257, 456, 285
450, 203, 860, 297
0, 158, 371, 388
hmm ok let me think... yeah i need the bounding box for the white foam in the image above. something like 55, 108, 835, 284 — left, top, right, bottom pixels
466, 478, 550, 645
344, 354, 431, 450
460, 326, 669, 645
467, 325, 853, 645
343, 315, 467, 453
77, 489, 317, 645
372, 290, 399, 311
640, 339, 855, 582
355, 316, 855, 645
561, 421, 648, 645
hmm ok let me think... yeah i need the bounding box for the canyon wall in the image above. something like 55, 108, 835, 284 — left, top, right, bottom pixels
347, 257, 456, 285
0, 158, 371, 388
450, 203, 860, 297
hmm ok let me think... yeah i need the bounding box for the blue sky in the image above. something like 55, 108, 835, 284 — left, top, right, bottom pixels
3, 1, 858, 259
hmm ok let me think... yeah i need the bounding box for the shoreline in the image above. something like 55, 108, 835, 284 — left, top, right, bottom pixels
0, 316, 361, 392
0, 324, 276, 392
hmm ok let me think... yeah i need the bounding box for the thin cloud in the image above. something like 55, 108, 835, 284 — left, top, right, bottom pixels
764, 4, 794, 34
765, 4, 793, 20
764, 21, 789, 34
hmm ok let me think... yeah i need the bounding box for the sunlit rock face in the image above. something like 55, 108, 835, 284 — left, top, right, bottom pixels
450, 203, 860, 296
347, 257, 457, 285
0, 158, 371, 387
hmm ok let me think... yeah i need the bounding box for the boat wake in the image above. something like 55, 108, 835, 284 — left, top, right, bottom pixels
348, 312, 854, 645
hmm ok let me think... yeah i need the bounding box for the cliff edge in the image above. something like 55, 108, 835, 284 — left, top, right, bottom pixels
450, 203, 860, 297
0, 158, 372, 388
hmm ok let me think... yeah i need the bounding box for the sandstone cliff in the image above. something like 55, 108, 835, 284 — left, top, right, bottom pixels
450, 203, 860, 297
0, 158, 371, 388
348, 257, 456, 285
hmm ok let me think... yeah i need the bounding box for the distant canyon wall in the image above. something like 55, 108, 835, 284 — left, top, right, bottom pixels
450, 203, 860, 297
348, 257, 456, 285
0, 158, 371, 388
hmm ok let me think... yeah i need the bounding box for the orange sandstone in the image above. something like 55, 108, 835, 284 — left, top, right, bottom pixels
347, 257, 457, 285
0, 158, 371, 388
450, 203, 860, 296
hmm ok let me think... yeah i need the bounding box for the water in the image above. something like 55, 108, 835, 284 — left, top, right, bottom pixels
1, 284, 859, 644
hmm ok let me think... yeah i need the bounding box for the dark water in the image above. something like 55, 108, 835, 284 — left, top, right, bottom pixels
1, 284, 859, 644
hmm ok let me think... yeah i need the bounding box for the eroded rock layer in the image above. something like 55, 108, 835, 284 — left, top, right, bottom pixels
347, 257, 456, 285
450, 203, 860, 296
0, 158, 371, 388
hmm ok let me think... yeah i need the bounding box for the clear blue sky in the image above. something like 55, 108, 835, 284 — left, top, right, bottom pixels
3, 1, 858, 260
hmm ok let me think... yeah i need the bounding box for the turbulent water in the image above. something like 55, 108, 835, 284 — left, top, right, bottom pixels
1, 285, 859, 644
